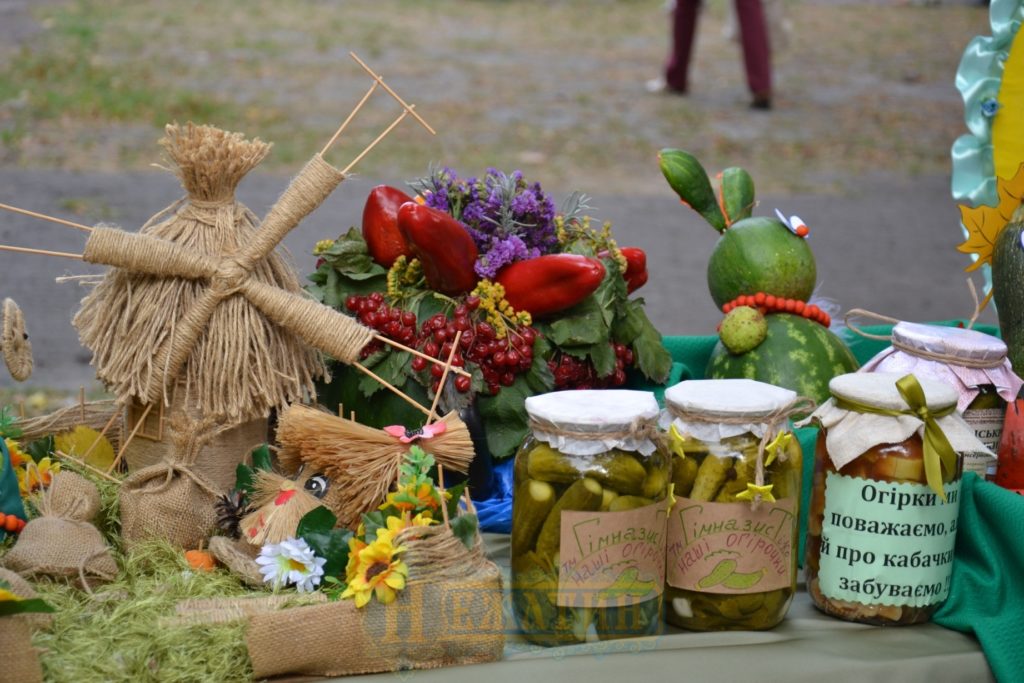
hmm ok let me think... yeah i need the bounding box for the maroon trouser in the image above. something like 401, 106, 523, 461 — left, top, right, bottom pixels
665, 0, 772, 98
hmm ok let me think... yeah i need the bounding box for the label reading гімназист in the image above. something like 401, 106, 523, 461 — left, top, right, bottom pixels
556, 501, 666, 608
962, 407, 1002, 477
818, 472, 960, 607
666, 497, 795, 593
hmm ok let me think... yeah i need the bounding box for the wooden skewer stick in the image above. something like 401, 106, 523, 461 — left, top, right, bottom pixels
341, 109, 410, 175
54, 449, 121, 483
107, 402, 153, 474
426, 330, 462, 426
77, 407, 120, 465
348, 52, 436, 135
0, 202, 94, 233
353, 361, 431, 417
375, 335, 472, 378
437, 463, 450, 526
319, 82, 380, 156
0, 244, 84, 260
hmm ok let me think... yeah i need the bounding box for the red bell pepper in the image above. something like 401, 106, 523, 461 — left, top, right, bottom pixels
362, 185, 414, 268
396, 202, 479, 295
620, 246, 648, 294
995, 387, 1024, 494
496, 254, 606, 318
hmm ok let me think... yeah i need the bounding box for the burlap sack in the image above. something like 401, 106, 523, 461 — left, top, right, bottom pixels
0, 617, 44, 683
208, 536, 264, 588
0, 567, 52, 630
119, 461, 221, 551
2, 471, 117, 588
48, 470, 101, 522
246, 525, 504, 678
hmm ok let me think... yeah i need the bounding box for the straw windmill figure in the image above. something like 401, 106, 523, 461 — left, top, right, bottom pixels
0, 55, 475, 547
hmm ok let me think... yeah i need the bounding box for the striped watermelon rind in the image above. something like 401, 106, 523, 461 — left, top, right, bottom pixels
706, 313, 858, 406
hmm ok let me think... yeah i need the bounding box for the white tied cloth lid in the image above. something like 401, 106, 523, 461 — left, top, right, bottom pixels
660, 379, 800, 443
798, 372, 994, 471
860, 322, 1023, 412
525, 389, 660, 456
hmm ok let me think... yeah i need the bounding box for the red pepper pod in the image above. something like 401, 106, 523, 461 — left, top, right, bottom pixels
397, 202, 479, 295
995, 387, 1024, 493
362, 185, 414, 268
620, 246, 648, 294
496, 254, 606, 317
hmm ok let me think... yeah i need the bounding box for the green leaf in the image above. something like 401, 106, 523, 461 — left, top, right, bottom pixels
25, 436, 54, 463
541, 295, 607, 347
322, 228, 388, 279
592, 258, 626, 330
296, 506, 338, 536
590, 339, 616, 377
357, 349, 411, 398
477, 377, 532, 459
630, 306, 672, 383
0, 407, 22, 440
449, 513, 479, 551
612, 299, 646, 343
524, 343, 555, 394
235, 464, 255, 498
445, 480, 468, 519
297, 506, 352, 579
361, 510, 388, 540
0, 597, 55, 616
251, 444, 272, 472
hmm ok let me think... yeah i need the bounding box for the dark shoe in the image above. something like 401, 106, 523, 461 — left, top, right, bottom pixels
750, 94, 772, 110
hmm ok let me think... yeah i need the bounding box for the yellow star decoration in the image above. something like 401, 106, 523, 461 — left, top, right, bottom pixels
668, 424, 688, 458
764, 431, 793, 467
736, 483, 775, 503
665, 483, 676, 518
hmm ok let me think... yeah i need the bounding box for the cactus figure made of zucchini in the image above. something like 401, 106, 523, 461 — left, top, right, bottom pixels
659, 149, 857, 406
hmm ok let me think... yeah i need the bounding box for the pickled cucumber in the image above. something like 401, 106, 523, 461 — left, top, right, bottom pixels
607, 495, 654, 512
641, 466, 668, 499
600, 488, 620, 511
528, 446, 646, 495
512, 479, 557, 555
535, 477, 603, 559
690, 454, 732, 501
714, 456, 756, 502
671, 454, 698, 497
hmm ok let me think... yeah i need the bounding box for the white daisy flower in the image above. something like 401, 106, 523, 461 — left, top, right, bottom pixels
255, 537, 327, 593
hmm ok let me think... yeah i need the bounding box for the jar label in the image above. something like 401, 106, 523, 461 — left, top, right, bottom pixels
818, 472, 960, 608
665, 497, 795, 593
962, 408, 1002, 477
556, 501, 666, 608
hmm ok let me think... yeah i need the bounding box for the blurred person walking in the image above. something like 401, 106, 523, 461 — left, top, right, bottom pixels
649, 0, 774, 110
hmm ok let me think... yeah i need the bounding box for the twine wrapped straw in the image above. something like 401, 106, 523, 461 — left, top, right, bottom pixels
276, 405, 475, 528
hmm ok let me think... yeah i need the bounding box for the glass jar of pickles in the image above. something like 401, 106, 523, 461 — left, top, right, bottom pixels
861, 321, 1022, 479
661, 379, 807, 631
802, 372, 991, 625
510, 390, 669, 646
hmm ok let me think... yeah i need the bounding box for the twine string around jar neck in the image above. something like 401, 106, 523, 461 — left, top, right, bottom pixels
831, 373, 957, 501
528, 413, 659, 443
667, 396, 816, 509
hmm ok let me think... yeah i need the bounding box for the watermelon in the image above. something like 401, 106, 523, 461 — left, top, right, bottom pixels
992, 219, 1024, 372
707, 217, 816, 308
706, 313, 858, 407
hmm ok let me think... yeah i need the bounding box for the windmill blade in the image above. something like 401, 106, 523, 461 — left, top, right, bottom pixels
243, 154, 346, 265
241, 279, 374, 365
145, 286, 224, 406
83, 227, 218, 280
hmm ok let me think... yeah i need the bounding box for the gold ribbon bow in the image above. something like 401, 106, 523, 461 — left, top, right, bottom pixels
834, 374, 957, 500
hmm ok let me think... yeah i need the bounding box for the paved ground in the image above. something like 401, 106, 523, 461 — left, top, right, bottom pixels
0, 165, 994, 393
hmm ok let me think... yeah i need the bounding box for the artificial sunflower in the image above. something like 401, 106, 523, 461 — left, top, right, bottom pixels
375, 511, 437, 545
342, 535, 409, 608
15, 456, 59, 495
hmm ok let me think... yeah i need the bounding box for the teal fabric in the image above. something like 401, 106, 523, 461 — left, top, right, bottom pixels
933, 473, 1024, 683
0, 439, 26, 542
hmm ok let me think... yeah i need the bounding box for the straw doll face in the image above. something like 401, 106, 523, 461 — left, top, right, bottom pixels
239, 465, 344, 546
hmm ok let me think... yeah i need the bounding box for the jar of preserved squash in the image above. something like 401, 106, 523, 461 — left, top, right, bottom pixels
802, 372, 992, 625
661, 379, 809, 631
861, 321, 1022, 479
511, 389, 670, 646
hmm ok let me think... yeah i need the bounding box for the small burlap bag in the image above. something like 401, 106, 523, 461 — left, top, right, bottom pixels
1, 471, 117, 588
246, 524, 504, 678
119, 418, 225, 550
0, 617, 44, 683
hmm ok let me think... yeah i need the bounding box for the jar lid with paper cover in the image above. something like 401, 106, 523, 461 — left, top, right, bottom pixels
510, 390, 670, 646
661, 379, 811, 631
801, 372, 992, 626
861, 321, 1022, 478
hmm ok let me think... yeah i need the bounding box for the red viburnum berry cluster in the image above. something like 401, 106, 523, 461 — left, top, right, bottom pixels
721, 292, 831, 327
548, 343, 634, 390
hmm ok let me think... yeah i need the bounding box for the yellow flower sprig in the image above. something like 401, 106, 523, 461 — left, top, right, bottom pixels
312, 239, 335, 256
556, 215, 627, 272
385, 256, 424, 300
471, 279, 531, 340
